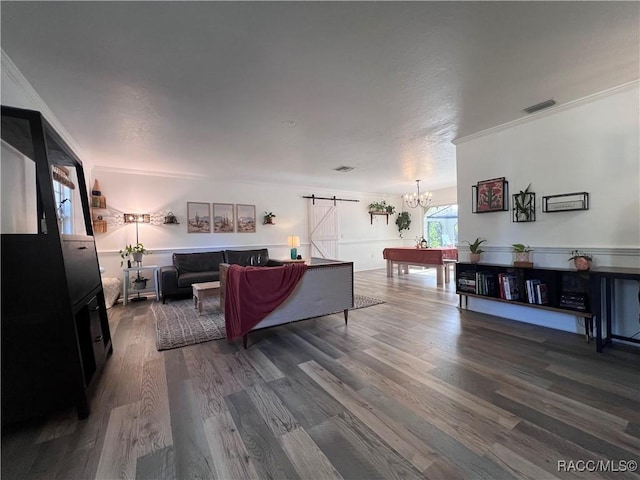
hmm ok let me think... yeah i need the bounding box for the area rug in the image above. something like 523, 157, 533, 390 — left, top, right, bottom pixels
151, 294, 384, 351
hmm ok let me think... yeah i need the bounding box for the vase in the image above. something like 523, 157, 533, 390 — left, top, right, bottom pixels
469, 252, 481, 264
133, 252, 143, 263
574, 257, 591, 271
91, 179, 101, 196
515, 251, 530, 263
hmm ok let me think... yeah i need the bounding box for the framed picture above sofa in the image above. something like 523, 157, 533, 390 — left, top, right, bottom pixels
187, 202, 211, 233
213, 203, 234, 233
236, 204, 256, 233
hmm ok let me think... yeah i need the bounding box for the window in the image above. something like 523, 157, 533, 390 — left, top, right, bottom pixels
53, 179, 73, 234
424, 204, 458, 247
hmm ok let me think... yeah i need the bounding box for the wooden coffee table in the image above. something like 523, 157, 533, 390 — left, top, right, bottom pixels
192, 281, 220, 313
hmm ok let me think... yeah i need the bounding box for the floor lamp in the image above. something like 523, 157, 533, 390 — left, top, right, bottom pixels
124, 213, 150, 302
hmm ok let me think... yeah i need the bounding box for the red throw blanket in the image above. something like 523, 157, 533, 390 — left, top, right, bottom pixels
224, 263, 308, 340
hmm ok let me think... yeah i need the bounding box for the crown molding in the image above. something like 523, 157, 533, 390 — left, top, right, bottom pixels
92, 165, 209, 180
1, 49, 87, 159
453, 80, 640, 145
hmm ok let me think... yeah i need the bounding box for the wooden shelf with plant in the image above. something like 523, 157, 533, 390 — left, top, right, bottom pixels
368, 201, 395, 224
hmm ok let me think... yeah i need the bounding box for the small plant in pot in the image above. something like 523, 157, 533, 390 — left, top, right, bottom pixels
119, 243, 151, 267
263, 212, 276, 225
132, 276, 148, 290
512, 243, 532, 265
569, 250, 593, 271
465, 237, 486, 263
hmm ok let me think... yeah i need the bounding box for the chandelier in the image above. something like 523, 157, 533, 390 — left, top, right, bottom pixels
403, 180, 432, 208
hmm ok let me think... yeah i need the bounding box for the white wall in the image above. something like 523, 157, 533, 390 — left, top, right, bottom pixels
455, 83, 640, 335
92, 169, 424, 277
431, 186, 457, 207
1, 142, 38, 233
2, 50, 96, 197
1, 50, 441, 282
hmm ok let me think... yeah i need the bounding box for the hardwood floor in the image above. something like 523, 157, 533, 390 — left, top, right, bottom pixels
3, 268, 639, 479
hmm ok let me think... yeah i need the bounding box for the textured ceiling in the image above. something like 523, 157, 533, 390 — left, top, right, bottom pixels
2, 2, 638, 195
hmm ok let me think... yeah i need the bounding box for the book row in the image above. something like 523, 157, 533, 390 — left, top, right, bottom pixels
457, 271, 548, 304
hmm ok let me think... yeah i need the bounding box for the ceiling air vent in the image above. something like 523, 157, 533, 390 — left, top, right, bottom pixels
523, 99, 557, 114
333, 166, 354, 172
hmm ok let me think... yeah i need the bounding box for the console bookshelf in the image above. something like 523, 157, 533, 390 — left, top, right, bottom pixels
456, 262, 640, 353
456, 262, 593, 336
456, 262, 591, 314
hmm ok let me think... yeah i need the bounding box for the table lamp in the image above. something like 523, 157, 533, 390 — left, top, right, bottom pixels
287, 235, 300, 260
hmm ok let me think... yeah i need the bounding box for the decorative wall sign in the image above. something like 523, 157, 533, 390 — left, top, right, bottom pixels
213, 203, 234, 232
542, 192, 589, 212
472, 177, 509, 213
187, 202, 211, 233
236, 204, 256, 233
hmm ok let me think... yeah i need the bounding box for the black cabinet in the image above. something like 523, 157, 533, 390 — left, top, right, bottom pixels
455, 262, 592, 316
1, 106, 112, 426
456, 262, 640, 353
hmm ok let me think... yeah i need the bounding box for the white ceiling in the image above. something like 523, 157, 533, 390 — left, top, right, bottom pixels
2, 2, 638, 195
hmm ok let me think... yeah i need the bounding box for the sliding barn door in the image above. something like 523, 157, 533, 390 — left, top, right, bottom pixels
308, 199, 339, 259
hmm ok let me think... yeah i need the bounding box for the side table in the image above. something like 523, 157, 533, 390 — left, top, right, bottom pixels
123, 265, 160, 305
278, 259, 307, 264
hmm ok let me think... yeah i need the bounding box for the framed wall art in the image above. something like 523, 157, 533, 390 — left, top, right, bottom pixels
472, 177, 509, 213
213, 203, 234, 232
236, 204, 256, 233
187, 202, 211, 233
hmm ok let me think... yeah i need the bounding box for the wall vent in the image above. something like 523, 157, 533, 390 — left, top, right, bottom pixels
333, 166, 354, 172
523, 99, 557, 114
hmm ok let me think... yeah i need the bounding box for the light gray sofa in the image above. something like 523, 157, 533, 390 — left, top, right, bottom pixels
220, 258, 354, 347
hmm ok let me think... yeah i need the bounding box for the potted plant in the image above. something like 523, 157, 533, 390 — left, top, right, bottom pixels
569, 250, 593, 270
119, 243, 151, 267
465, 237, 486, 263
395, 211, 411, 237
132, 276, 148, 289
367, 200, 387, 213
512, 243, 532, 265
263, 212, 276, 225
368, 200, 395, 215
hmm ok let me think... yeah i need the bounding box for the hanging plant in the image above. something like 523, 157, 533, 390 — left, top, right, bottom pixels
395, 211, 411, 238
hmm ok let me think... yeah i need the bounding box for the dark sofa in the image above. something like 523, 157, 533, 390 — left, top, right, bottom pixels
159, 248, 282, 302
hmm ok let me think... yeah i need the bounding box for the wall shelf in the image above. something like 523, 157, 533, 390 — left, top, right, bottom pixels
369, 212, 389, 224
91, 194, 107, 233
512, 192, 536, 222
542, 192, 589, 212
